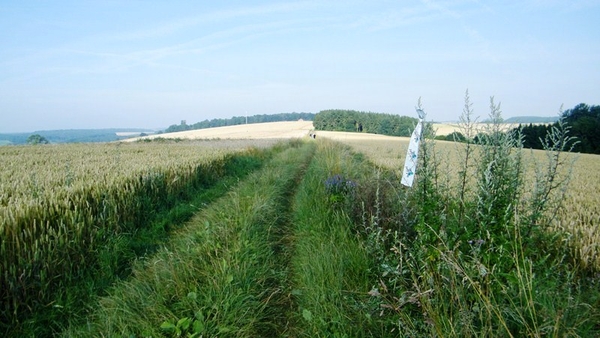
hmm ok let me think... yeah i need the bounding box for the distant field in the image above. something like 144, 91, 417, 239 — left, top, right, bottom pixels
129, 121, 315, 141
129, 120, 533, 142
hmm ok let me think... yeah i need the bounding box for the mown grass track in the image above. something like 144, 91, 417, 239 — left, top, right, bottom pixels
62, 140, 317, 337
288, 140, 380, 337
62, 139, 386, 337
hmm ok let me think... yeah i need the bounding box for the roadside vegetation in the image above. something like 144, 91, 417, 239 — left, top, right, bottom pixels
2, 96, 598, 336
330, 95, 600, 336
348, 96, 600, 336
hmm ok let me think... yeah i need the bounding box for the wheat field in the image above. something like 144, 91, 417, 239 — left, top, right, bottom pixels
130, 122, 598, 270
321, 135, 600, 270
1, 121, 597, 311
0, 139, 281, 322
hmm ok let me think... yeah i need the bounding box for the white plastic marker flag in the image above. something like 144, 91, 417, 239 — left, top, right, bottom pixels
401, 108, 426, 187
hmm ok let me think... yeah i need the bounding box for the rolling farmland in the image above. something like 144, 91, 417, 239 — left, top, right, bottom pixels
1, 122, 599, 336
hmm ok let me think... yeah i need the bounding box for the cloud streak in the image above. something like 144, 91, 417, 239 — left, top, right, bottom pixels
105, 1, 322, 42
2, 2, 333, 84
418, 0, 497, 62
1, 1, 599, 132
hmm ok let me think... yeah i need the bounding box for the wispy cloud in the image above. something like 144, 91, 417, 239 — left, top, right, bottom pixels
353, 5, 442, 31
107, 1, 321, 42
2, 2, 328, 84
418, 0, 496, 61
522, 0, 600, 11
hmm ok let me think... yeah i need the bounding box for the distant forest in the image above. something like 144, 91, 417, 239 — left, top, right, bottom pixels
438, 103, 599, 155
515, 103, 600, 154
164, 112, 315, 133
313, 109, 418, 137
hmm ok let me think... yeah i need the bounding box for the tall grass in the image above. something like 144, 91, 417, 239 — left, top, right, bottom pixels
290, 139, 378, 336
348, 97, 600, 336
62, 140, 316, 337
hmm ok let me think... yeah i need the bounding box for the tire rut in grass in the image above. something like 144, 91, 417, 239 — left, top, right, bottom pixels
258, 142, 316, 337
56, 142, 315, 337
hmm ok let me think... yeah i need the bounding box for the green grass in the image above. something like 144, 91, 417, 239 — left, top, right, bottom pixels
8, 148, 270, 337
61, 140, 316, 337
289, 140, 379, 337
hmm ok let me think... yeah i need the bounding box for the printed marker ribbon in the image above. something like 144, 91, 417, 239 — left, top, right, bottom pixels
401, 108, 426, 187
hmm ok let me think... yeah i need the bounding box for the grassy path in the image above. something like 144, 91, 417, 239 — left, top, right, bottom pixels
61, 139, 387, 337
288, 140, 378, 337
62, 140, 317, 337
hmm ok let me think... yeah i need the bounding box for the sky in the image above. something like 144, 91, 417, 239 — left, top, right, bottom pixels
1, 0, 599, 133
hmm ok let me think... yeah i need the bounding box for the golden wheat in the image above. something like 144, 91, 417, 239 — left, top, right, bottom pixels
0, 139, 278, 319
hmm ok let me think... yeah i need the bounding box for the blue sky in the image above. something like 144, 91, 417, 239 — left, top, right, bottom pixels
1, 0, 599, 132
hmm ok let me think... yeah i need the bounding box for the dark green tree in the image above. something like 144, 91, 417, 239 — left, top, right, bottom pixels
511, 103, 599, 154
445, 131, 466, 142
26, 134, 49, 145
313, 110, 417, 137
561, 103, 600, 154
520, 123, 552, 149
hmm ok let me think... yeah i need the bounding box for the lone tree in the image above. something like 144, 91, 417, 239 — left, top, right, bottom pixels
27, 134, 49, 145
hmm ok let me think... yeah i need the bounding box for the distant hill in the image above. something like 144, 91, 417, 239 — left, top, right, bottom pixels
0, 128, 155, 145
165, 112, 315, 133
503, 116, 558, 123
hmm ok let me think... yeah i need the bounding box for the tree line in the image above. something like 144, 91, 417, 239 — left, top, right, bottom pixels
164, 112, 315, 133
313, 109, 418, 137
517, 103, 600, 154
437, 103, 599, 155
